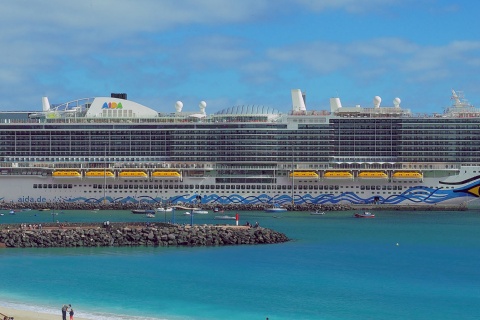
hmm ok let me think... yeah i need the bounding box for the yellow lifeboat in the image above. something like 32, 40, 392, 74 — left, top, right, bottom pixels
118, 171, 148, 179
152, 171, 181, 179
289, 171, 319, 179
85, 170, 115, 179
323, 171, 354, 179
52, 170, 82, 178
392, 171, 423, 180
358, 171, 388, 179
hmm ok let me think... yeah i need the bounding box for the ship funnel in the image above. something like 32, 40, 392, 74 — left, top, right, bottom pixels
291, 89, 306, 111
330, 97, 342, 111
42, 97, 51, 112
199, 101, 207, 115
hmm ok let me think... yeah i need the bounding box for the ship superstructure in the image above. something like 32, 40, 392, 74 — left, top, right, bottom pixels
0, 89, 479, 207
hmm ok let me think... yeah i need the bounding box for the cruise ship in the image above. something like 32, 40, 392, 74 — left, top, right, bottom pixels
1, 89, 480, 207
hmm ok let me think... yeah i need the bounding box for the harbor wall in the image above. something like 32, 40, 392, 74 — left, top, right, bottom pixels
0, 223, 289, 248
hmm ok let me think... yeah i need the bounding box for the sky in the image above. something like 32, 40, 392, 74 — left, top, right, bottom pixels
0, 0, 479, 114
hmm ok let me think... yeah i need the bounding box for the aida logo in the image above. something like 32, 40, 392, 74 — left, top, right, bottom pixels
102, 102, 123, 109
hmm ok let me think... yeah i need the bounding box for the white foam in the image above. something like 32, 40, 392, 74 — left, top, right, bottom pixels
0, 301, 171, 320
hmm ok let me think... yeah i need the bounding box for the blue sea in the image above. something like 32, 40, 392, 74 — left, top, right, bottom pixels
0, 209, 480, 320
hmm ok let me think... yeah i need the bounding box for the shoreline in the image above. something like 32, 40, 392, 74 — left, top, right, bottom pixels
0, 305, 91, 320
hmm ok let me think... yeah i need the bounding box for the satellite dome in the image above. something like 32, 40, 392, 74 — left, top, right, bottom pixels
393, 97, 401, 107
373, 96, 381, 108
175, 101, 183, 112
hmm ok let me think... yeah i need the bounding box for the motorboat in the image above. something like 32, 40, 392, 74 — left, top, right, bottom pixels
146, 213, 156, 218
157, 207, 173, 212
310, 211, 325, 215
184, 210, 208, 215
264, 207, 287, 213
354, 211, 375, 218
214, 215, 236, 220
131, 209, 156, 214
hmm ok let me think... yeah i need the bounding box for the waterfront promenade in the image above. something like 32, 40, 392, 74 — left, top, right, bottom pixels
0, 202, 467, 212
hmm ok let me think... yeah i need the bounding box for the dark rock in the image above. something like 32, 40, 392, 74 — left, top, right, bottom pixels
0, 223, 289, 248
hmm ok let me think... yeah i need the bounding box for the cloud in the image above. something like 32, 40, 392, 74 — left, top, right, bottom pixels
265, 37, 480, 85
295, 0, 403, 13
0, 0, 478, 112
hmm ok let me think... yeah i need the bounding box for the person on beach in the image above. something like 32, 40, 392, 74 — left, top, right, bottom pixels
69, 308, 74, 320
61, 304, 68, 320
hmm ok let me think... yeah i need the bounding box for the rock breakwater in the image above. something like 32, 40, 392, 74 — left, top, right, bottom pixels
0, 223, 289, 248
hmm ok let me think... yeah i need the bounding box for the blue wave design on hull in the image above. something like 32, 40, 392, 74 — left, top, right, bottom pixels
52, 184, 476, 206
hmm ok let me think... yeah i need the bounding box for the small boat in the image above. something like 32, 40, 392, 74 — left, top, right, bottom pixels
184, 210, 208, 215
146, 213, 156, 218
131, 209, 156, 214
213, 207, 224, 213
310, 211, 325, 215
264, 207, 287, 213
214, 215, 236, 220
9, 210, 15, 215
354, 211, 375, 218
38, 208, 51, 211
157, 207, 173, 212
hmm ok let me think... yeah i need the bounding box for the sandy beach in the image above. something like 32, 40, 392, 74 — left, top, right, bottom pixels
0, 306, 91, 320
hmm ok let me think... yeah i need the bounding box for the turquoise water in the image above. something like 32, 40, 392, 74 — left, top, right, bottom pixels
0, 209, 480, 319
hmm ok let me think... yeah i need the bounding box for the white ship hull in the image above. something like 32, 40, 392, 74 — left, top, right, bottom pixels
2, 166, 479, 207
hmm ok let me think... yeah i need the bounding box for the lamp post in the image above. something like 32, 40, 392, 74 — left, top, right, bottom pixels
163, 199, 167, 223
190, 207, 194, 226
103, 147, 107, 205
